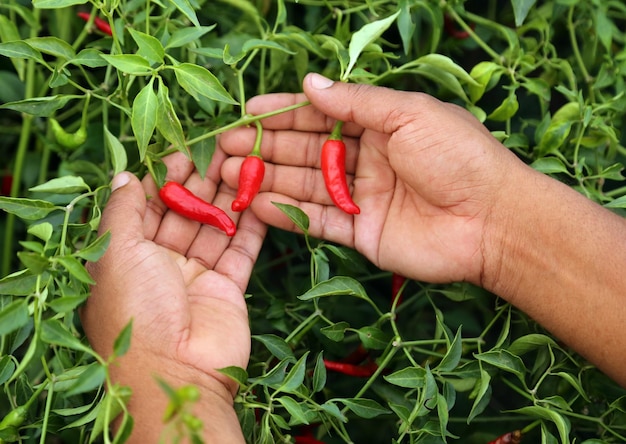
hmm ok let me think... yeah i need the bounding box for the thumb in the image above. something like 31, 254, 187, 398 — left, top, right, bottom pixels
303, 72, 427, 134
98, 172, 146, 243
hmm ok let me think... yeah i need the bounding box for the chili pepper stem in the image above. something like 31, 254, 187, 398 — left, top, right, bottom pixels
329, 120, 344, 140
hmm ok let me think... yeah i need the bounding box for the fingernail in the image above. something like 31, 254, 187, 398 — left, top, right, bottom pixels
309, 73, 334, 89
111, 172, 131, 192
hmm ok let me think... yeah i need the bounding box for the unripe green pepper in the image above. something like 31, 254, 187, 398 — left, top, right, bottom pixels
49, 118, 87, 150
0, 405, 27, 430
50, 96, 90, 150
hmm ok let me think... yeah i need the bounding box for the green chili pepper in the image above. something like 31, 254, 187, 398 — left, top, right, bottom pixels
49, 118, 87, 150
0, 405, 27, 430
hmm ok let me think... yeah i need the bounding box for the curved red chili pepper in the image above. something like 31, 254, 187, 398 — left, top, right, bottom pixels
77, 12, 113, 36
323, 359, 378, 378
487, 430, 522, 444
321, 123, 360, 215
1, 174, 13, 196
391, 273, 407, 307
232, 155, 265, 212
443, 14, 475, 40
294, 436, 326, 444
159, 181, 236, 236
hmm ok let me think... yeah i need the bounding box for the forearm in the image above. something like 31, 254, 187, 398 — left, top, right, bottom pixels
112, 360, 245, 443
483, 164, 626, 386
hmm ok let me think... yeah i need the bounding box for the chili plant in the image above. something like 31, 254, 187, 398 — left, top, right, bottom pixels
1, 0, 626, 443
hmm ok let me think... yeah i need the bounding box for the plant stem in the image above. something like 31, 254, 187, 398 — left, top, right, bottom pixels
1, 9, 40, 277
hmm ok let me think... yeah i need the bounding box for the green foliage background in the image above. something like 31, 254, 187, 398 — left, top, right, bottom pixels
1, 0, 626, 442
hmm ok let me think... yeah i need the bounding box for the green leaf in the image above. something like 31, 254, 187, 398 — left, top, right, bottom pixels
277, 396, 310, 425
345, 10, 400, 80
253, 334, 295, 361
17, 252, 48, 274
0, 355, 16, 385
0, 196, 57, 220
0, 95, 73, 117
436, 327, 463, 372
299, 276, 370, 303
168, 0, 200, 27
156, 79, 187, 153
104, 125, 128, 176
474, 349, 526, 380
32, 0, 88, 7
27, 222, 53, 242
467, 369, 492, 423
131, 80, 158, 160
99, 54, 153, 75
113, 320, 133, 358
55, 255, 96, 285
0, 270, 42, 295
241, 39, 296, 55
272, 202, 309, 233
384, 367, 427, 388
411, 54, 479, 86
279, 352, 308, 393
312, 352, 326, 393
487, 92, 519, 121
508, 333, 557, 355
66, 362, 106, 396
29, 175, 90, 194
76, 232, 111, 262
338, 398, 390, 419
320, 321, 349, 342
0, 300, 29, 336
165, 26, 217, 49
25, 36, 75, 60
0, 41, 44, 63
356, 326, 389, 350
40, 319, 94, 355
511, 0, 537, 26
397, 0, 416, 55
217, 366, 248, 387
531, 157, 571, 175
72, 48, 108, 68
189, 133, 216, 180
128, 29, 164, 66
511, 406, 570, 443
171, 63, 237, 105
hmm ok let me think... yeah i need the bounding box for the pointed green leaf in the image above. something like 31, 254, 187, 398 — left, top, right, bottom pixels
436, 327, 463, 372
0, 300, 29, 336
55, 255, 96, 284
277, 396, 310, 425
128, 29, 164, 66
165, 26, 217, 49
75, 231, 111, 262
131, 80, 158, 160
0, 95, 74, 117
25, 36, 75, 59
100, 54, 152, 75
30, 175, 90, 194
171, 63, 237, 104
217, 366, 248, 387
156, 80, 187, 153
41, 319, 93, 355
253, 334, 295, 361
338, 398, 390, 419
384, 367, 427, 388
299, 276, 369, 302
345, 10, 400, 79
0, 197, 57, 220
272, 202, 309, 233
104, 126, 128, 175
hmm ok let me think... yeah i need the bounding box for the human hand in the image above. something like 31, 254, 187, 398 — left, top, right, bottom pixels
82, 150, 266, 441
220, 73, 526, 286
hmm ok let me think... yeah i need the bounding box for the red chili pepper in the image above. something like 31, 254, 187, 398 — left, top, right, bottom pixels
294, 436, 326, 444
1, 174, 13, 196
231, 155, 265, 212
340, 344, 370, 365
158, 181, 236, 236
443, 14, 475, 40
77, 12, 113, 36
391, 273, 407, 307
487, 430, 522, 444
321, 121, 360, 215
323, 359, 378, 378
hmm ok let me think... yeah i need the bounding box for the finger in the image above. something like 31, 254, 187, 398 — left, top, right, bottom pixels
219, 126, 360, 171
245, 92, 364, 137
89, 172, 147, 279
302, 72, 436, 134
248, 192, 356, 248
213, 207, 268, 292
